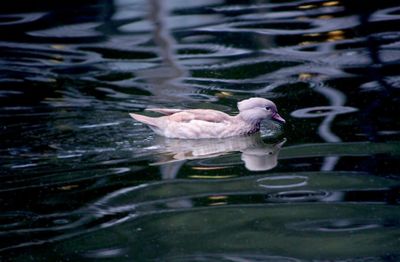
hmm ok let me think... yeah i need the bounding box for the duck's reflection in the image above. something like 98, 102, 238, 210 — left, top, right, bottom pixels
150, 134, 285, 178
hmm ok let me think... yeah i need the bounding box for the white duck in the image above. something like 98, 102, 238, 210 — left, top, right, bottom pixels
129, 97, 285, 139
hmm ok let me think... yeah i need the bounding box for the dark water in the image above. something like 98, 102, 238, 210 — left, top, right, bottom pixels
1, 0, 400, 261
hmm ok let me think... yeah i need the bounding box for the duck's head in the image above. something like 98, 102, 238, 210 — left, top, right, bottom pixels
237, 97, 285, 124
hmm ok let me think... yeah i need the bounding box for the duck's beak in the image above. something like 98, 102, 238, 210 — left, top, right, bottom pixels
272, 113, 286, 123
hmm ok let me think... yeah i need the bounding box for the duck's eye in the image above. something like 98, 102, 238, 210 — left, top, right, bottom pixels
265, 106, 271, 111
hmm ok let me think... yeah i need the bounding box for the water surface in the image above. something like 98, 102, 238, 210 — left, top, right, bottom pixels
1, 0, 400, 261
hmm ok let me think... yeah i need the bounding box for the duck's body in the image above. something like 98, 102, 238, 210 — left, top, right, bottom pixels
129, 98, 285, 139
132, 109, 258, 139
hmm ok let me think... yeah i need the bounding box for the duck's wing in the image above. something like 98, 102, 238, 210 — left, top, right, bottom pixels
168, 109, 232, 123
145, 108, 183, 115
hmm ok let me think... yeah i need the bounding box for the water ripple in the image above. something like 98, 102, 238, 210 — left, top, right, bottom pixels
287, 218, 400, 232
0, 13, 46, 26
257, 175, 308, 189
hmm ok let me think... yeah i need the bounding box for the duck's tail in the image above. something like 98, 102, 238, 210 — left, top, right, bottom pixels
129, 113, 159, 127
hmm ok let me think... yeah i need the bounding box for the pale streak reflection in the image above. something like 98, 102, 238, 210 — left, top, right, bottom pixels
137, 0, 190, 101
292, 81, 358, 171
315, 84, 345, 171
150, 134, 286, 179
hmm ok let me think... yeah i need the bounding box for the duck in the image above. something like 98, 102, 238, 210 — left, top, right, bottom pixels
129, 97, 285, 139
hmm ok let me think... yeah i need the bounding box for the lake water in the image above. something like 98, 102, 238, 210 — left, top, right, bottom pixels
1, 0, 400, 261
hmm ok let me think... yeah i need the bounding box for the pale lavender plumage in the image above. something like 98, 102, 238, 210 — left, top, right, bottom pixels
129, 97, 285, 139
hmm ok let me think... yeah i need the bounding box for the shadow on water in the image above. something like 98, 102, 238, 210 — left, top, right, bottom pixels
0, 0, 400, 261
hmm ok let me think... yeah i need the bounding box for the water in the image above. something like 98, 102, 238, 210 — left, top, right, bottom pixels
1, 0, 400, 261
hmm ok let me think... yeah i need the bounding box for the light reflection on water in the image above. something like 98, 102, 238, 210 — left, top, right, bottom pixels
0, 0, 400, 260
